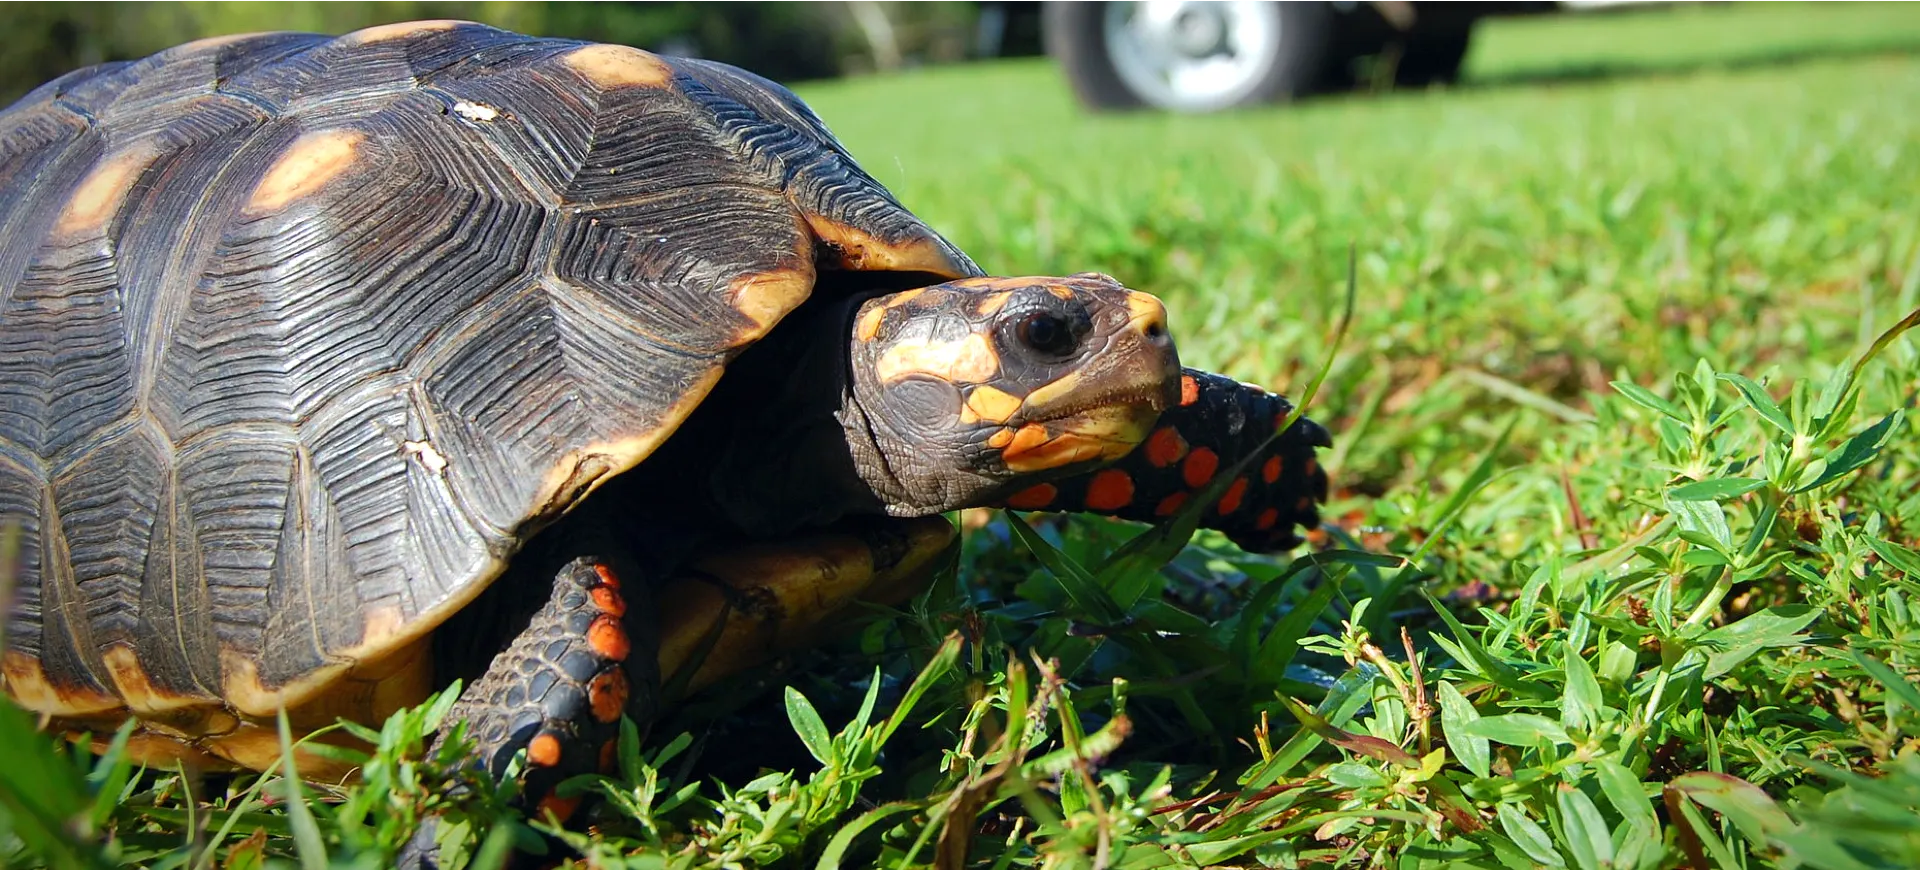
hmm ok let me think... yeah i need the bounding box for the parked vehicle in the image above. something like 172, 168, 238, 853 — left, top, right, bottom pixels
1020, 1, 1566, 111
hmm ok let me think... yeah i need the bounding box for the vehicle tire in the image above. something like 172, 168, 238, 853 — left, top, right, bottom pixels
1392, 27, 1472, 88
1043, 1, 1337, 112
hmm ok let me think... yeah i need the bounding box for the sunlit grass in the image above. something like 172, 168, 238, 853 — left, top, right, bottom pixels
5, 3, 1920, 868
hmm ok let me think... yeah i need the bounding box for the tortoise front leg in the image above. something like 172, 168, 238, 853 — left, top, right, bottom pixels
441, 546, 658, 824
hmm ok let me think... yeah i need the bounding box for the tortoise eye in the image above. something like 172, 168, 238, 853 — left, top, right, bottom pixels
1017, 311, 1076, 357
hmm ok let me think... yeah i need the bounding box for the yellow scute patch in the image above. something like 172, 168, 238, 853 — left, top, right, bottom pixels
802, 212, 972, 277
103, 645, 210, 714
54, 142, 160, 239
246, 129, 366, 214
2, 650, 121, 716
729, 262, 814, 343
344, 19, 464, 43
562, 43, 674, 89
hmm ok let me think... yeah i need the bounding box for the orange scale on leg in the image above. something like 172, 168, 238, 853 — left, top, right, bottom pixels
1262, 455, 1282, 484
1182, 448, 1218, 489
588, 615, 631, 661
528, 733, 562, 768
1155, 492, 1188, 517
1084, 469, 1135, 511
1144, 427, 1188, 467
1217, 478, 1249, 515
1255, 508, 1280, 531
1004, 483, 1057, 510
589, 669, 629, 724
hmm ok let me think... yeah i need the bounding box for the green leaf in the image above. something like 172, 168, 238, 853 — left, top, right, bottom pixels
1866, 536, 1920, 580
1560, 645, 1602, 733
1668, 477, 1768, 501
1005, 511, 1124, 624
1458, 714, 1573, 747
1793, 410, 1904, 493
1717, 373, 1796, 436
1850, 648, 1920, 713
1611, 381, 1685, 421
785, 686, 834, 766
1556, 785, 1613, 870
1666, 493, 1732, 551
1436, 681, 1490, 779
1407, 413, 1520, 566
1670, 771, 1796, 844
1497, 803, 1567, 868
1594, 759, 1657, 833
816, 801, 923, 870
275, 710, 328, 870
1698, 605, 1820, 679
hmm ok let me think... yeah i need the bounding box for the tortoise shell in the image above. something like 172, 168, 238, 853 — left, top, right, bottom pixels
0, 20, 975, 730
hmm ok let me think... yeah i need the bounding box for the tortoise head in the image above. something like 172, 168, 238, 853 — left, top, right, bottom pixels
843, 272, 1181, 514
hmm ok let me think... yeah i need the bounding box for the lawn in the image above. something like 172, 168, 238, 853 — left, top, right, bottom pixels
5, 3, 1920, 868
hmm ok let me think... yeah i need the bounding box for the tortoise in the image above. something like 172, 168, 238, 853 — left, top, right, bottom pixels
0, 19, 1331, 836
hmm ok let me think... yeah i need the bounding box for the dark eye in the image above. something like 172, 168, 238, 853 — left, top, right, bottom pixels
1018, 312, 1076, 357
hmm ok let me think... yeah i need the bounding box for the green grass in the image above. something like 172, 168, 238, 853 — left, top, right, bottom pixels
6, 2, 1920, 868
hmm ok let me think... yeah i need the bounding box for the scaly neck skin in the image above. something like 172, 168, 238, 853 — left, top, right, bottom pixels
703, 296, 891, 539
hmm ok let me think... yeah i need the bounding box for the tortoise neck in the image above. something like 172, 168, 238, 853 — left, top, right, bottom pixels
699, 292, 890, 538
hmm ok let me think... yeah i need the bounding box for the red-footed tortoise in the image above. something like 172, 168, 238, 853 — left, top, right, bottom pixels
0, 19, 1331, 840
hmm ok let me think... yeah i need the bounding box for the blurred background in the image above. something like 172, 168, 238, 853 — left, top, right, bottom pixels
11, 1, 1919, 111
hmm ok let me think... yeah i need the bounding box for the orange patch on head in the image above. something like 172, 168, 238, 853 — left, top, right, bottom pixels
1255, 508, 1280, 531
589, 669, 629, 724
1084, 469, 1135, 511
1155, 492, 1188, 517
1182, 448, 1218, 489
1262, 455, 1283, 484
528, 733, 562, 768
1003, 423, 1051, 459
1179, 375, 1200, 407
1004, 483, 1057, 510
538, 793, 582, 824
587, 616, 630, 661
590, 586, 626, 617
1144, 427, 1189, 468
1217, 478, 1249, 515
593, 564, 621, 589
987, 427, 1015, 449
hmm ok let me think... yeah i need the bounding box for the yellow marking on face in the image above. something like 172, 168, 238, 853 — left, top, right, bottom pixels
54, 143, 160, 239
1126, 291, 1170, 330
246, 129, 365, 215
974, 290, 1014, 317
987, 427, 1015, 449
1046, 284, 1076, 300
102, 645, 211, 715
964, 386, 1024, 424
562, 43, 674, 88
343, 19, 463, 43
2, 651, 122, 716
729, 260, 815, 343
1020, 370, 1083, 411
802, 212, 973, 277
876, 333, 999, 384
